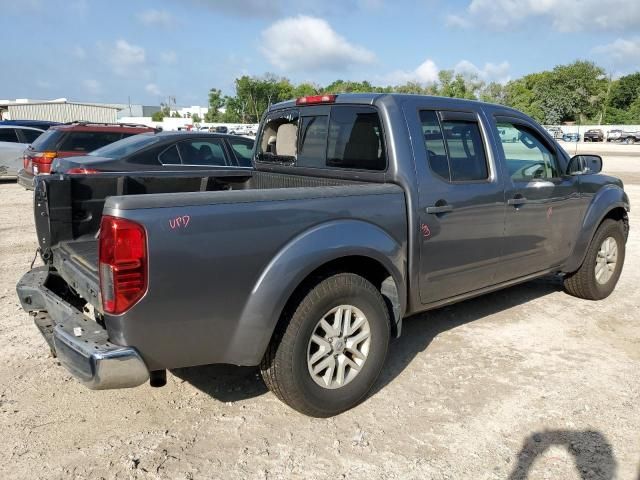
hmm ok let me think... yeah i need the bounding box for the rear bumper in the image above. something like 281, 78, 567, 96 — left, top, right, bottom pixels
17, 169, 34, 190
16, 267, 149, 389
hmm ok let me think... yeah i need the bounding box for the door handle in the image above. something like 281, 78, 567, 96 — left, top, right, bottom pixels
507, 196, 528, 206
426, 204, 454, 214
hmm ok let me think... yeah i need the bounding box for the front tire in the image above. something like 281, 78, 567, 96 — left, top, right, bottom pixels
260, 273, 390, 417
564, 219, 626, 300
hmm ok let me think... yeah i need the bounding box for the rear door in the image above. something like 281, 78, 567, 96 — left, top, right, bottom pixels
490, 116, 582, 281
415, 109, 506, 304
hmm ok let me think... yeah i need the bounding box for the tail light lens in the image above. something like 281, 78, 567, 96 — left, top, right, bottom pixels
30, 151, 57, 174
99, 216, 147, 315
67, 167, 101, 174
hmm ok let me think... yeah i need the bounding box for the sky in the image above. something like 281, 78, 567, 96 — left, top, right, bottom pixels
1, 0, 639, 107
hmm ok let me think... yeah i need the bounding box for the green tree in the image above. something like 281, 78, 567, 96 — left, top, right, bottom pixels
151, 104, 170, 122
191, 113, 201, 123
205, 88, 226, 122
479, 82, 507, 105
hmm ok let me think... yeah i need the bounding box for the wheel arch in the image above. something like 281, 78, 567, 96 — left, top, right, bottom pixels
229, 219, 407, 365
564, 186, 630, 273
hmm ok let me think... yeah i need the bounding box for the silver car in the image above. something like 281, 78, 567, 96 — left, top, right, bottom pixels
0, 125, 44, 178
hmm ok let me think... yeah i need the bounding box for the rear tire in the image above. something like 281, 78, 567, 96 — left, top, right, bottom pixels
260, 273, 390, 417
625, 137, 635, 145
564, 219, 625, 300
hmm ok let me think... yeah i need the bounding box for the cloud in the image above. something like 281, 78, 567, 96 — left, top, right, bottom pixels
445, 14, 470, 28
385, 59, 440, 85
161, 50, 177, 64
260, 15, 375, 72
145, 83, 162, 96
384, 58, 511, 86
72, 46, 86, 59
454, 60, 511, 84
450, 0, 640, 32
83, 79, 102, 94
137, 9, 173, 27
108, 39, 146, 76
593, 37, 640, 68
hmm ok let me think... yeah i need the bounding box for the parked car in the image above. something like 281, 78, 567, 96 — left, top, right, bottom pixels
0, 125, 45, 178
611, 131, 640, 145
17, 94, 629, 417
546, 126, 564, 139
214, 126, 228, 134
51, 132, 254, 174
607, 129, 623, 142
562, 132, 580, 142
17, 122, 156, 189
0, 119, 62, 130
498, 125, 520, 143
583, 129, 604, 142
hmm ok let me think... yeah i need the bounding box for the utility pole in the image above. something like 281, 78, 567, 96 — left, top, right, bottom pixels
601, 73, 612, 126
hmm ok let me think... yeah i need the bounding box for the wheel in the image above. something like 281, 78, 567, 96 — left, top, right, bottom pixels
626, 137, 635, 145
260, 273, 390, 417
564, 219, 626, 300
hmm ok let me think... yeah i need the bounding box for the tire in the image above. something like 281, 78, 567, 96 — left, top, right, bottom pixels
625, 137, 635, 145
260, 273, 390, 417
564, 219, 626, 300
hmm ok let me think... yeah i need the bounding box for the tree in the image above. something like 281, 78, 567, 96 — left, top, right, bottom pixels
151, 104, 170, 122
191, 113, 201, 123
479, 82, 507, 105
205, 88, 226, 122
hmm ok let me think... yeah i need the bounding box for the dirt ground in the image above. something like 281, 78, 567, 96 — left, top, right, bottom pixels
1, 147, 639, 479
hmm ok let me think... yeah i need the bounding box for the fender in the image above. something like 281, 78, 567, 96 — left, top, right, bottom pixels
227, 219, 407, 365
564, 184, 630, 273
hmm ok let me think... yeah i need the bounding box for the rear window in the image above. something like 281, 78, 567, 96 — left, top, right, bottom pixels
30, 129, 64, 150
89, 133, 158, 158
59, 131, 124, 153
0, 128, 18, 143
257, 105, 386, 171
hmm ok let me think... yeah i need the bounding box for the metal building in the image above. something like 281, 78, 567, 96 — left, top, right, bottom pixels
0, 100, 121, 123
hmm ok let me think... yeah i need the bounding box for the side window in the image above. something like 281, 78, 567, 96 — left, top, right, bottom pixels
420, 111, 489, 182
441, 120, 488, 181
60, 132, 123, 152
297, 115, 328, 168
326, 106, 386, 171
158, 144, 181, 165
227, 137, 254, 167
496, 121, 560, 181
20, 128, 43, 144
0, 128, 19, 143
257, 110, 299, 162
178, 139, 228, 166
420, 111, 449, 180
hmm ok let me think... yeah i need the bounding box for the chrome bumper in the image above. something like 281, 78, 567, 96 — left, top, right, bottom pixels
17, 168, 34, 190
17, 267, 149, 389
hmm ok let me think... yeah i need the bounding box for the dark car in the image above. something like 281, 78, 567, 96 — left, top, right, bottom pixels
583, 129, 604, 142
18, 121, 156, 188
52, 131, 254, 174
0, 119, 62, 130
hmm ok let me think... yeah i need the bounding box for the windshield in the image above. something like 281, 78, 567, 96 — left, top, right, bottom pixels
89, 133, 159, 158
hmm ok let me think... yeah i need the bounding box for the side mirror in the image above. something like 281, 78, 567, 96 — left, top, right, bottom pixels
568, 154, 602, 175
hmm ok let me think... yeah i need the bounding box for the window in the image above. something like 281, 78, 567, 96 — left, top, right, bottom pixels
90, 133, 159, 158
159, 144, 181, 165
420, 111, 489, 182
297, 115, 328, 168
0, 128, 19, 143
421, 111, 449, 180
19, 128, 43, 144
227, 137, 254, 167
59, 132, 123, 152
257, 110, 299, 163
178, 139, 228, 166
496, 121, 560, 181
31, 129, 64, 150
326, 106, 386, 171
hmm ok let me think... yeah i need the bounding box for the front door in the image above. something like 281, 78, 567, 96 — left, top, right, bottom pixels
416, 110, 506, 304
491, 116, 582, 282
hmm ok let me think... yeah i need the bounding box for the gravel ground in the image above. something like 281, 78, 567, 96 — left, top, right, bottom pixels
0, 152, 639, 479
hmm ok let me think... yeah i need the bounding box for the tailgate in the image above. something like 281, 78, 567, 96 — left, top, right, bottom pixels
52, 238, 101, 310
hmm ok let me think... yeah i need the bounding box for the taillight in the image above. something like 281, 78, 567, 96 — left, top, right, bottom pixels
67, 167, 101, 174
23, 154, 29, 170
296, 94, 337, 105
31, 151, 57, 174
99, 216, 147, 315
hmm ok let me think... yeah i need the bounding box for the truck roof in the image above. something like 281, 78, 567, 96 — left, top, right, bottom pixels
268, 93, 523, 117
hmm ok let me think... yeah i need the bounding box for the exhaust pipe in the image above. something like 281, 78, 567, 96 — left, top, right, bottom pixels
149, 369, 166, 387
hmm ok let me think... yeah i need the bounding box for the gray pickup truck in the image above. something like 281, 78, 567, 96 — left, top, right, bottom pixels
17, 94, 630, 417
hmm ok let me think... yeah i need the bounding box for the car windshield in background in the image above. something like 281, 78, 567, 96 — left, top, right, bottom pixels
89, 133, 158, 158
